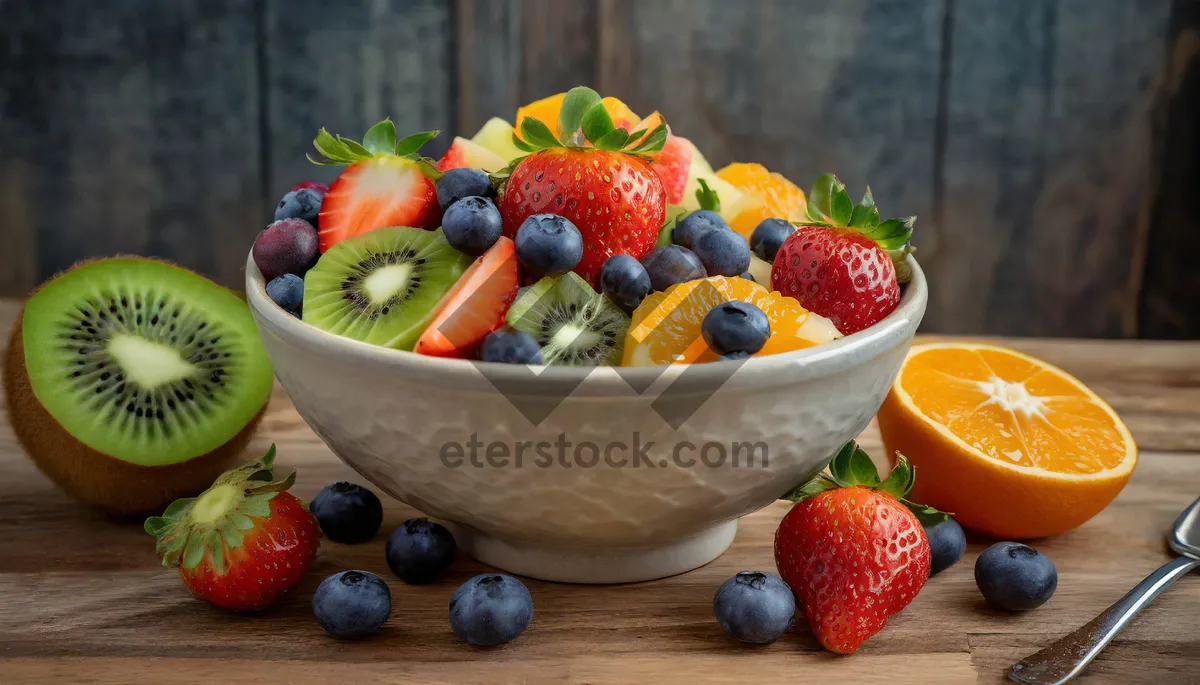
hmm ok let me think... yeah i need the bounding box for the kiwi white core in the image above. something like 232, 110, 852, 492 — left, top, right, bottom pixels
107, 334, 197, 388
364, 264, 414, 303
552, 324, 599, 352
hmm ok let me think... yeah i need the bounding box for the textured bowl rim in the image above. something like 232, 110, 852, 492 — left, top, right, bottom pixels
245, 248, 927, 392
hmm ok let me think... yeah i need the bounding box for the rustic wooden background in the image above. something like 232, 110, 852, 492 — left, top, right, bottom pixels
1, 0, 1197, 338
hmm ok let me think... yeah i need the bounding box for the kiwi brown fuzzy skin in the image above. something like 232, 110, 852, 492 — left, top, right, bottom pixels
4, 264, 270, 517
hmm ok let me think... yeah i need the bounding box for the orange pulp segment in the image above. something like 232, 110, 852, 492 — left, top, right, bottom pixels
714, 163, 807, 238
622, 276, 840, 366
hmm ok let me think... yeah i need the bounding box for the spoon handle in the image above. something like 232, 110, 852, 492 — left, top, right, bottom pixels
1008, 555, 1200, 684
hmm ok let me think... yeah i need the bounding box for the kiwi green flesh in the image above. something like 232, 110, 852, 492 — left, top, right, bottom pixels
303, 227, 472, 350
506, 271, 630, 366
21, 259, 274, 467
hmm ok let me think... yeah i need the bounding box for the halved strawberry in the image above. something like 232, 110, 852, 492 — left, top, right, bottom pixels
415, 236, 519, 358
309, 120, 443, 252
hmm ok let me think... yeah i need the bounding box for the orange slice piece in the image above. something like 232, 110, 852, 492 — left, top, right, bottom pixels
515, 94, 639, 141
622, 276, 840, 366
715, 163, 807, 238
877, 342, 1137, 538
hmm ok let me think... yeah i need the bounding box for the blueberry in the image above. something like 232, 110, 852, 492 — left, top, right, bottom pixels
719, 350, 751, 361
266, 274, 304, 317
253, 218, 319, 281
312, 570, 391, 639
691, 229, 751, 277
442, 196, 503, 256
449, 573, 533, 646
749, 218, 794, 263
599, 254, 652, 314
479, 328, 543, 364
310, 482, 383, 544
640, 245, 707, 292
925, 516, 967, 575
385, 518, 457, 584
975, 542, 1058, 611
713, 571, 795, 644
437, 168, 494, 210
514, 214, 583, 277
740, 271, 755, 283
702, 301, 771, 355
673, 210, 726, 248
275, 188, 322, 227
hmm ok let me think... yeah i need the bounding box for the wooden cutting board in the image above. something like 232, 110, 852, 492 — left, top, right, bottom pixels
0, 299, 1197, 684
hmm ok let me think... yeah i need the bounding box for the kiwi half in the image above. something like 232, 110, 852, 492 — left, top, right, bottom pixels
5, 258, 274, 515
506, 272, 631, 366
303, 227, 472, 350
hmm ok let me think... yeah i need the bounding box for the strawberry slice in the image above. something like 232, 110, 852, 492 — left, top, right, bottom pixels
415, 236, 519, 358
308, 121, 443, 252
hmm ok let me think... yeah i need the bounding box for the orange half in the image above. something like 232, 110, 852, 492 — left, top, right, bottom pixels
877, 342, 1137, 538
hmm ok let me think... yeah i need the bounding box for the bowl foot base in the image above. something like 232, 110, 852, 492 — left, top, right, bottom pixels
446, 521, 738, 584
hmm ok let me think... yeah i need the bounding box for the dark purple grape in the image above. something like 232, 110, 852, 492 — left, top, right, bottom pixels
253, 218, 319, 281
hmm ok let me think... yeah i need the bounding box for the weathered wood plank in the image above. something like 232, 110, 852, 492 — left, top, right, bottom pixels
455, 0, 599, 135
1140, 0, 1200, 339
929, 0, 1171, 337
597, 0, 944, 252
0, 0, 264, 290
263, 0, 455, 196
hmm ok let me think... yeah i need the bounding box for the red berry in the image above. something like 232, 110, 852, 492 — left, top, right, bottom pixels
499, 147, 665, 286
145, 446, 321, 613
774, 444, 937, 654
771, 225, 900, 334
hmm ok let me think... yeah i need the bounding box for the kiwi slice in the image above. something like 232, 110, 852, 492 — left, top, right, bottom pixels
7, 258, 274, 514
506, 271, 631, 366
303, 227, 472, 350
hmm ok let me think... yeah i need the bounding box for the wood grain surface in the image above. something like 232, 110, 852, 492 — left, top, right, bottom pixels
0, 297, 1197, 684
1, 0, 1197, 338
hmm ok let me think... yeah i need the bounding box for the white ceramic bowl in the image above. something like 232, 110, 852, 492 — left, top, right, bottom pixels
246, 253, 927, 583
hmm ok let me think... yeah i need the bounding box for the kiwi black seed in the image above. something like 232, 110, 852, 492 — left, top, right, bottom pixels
6, 257, 274, 515
505, 271, 630, 366
302, 227, 472, 350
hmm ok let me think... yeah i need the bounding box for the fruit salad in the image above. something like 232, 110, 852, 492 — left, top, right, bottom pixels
252, 87, 918, 366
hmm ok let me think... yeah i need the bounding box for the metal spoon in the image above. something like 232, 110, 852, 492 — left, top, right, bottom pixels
1008, 495, 1200, 684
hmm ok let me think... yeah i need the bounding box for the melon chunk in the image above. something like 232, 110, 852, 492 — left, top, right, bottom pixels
469, 117, 526, 163
437, 136, 507, 173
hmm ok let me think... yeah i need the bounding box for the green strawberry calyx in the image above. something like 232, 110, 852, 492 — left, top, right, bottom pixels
144, 444, 296, 574
307, 119, 443, 181
511, 86, 668, 158
802, 174, 916, 284
781, 440, 948, 526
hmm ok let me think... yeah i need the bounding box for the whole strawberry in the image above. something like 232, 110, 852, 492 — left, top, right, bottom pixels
771, 176, 915, 334
774, 441, 944, 654
145, 445, 320, 612
499, 87, 668, 285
